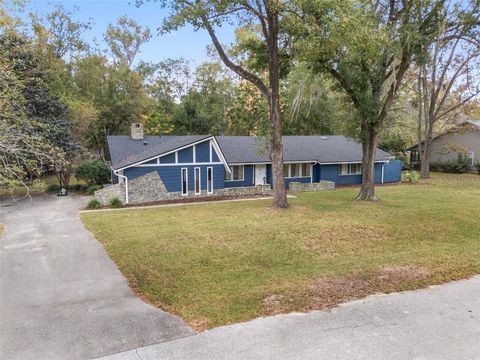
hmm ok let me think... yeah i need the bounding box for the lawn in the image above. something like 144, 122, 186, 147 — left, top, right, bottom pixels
81, 173, 480, 330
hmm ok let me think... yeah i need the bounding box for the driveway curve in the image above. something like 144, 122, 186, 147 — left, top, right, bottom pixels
0, 194, 193, 360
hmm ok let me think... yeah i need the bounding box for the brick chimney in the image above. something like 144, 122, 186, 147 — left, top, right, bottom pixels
130, 123, 144, 140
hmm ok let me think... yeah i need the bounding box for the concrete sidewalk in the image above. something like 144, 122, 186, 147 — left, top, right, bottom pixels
0, 195, 193, 360
97, 275, 480, 360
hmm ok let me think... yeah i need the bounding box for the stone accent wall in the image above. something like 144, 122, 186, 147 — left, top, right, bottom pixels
288, 180, 335, 192
94, 183, 124, 205
94, 171, 335, 206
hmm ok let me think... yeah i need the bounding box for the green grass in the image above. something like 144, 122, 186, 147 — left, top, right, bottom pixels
81, 173, 480, 329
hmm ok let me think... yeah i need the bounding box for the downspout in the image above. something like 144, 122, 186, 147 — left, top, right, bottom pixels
381, 163, 385, 184
114, 170, 129, 204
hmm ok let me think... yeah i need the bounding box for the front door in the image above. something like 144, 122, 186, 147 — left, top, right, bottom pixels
255, 164, 267, 185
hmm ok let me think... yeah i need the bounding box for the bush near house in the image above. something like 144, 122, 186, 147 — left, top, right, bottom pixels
86, 199, 101, 209
108, 197, 123, 208
82, 173, 480, 331
74, 158, 111, 186
430, 160, 468, 173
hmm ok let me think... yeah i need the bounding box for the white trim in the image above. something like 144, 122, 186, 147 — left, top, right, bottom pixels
284, 163, 312, 178
194, 167, 201, 194
467, 151, 474, 166
157, 158, 160, 164
175, 152, 178, 164
209, 143, 213, 163
339, 163, 362, 176
113, 170, 129, 204
224, 165, 245, 182
133, 162, 223, 167
210, 136, 231, 173
181, 167, 188, 196
207, 167, 213, 194
320, 160, 388, 165
193, 145, 196, 163
381, 163, 385, 184
116, 136, 217, 171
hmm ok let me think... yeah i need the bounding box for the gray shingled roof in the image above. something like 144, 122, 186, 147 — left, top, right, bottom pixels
216, 136, 390, 164
107, 135, 391, 169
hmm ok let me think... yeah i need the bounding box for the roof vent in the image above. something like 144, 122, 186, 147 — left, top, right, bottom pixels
320, 136, 328, 140
143, 140, 148, 146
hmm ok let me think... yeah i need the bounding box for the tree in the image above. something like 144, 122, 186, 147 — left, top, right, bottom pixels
293, 0, 451, 200
414, 8, 480, 179
141, 0, 291, 209
104, 16, 151, 68
0, 32, 78, 192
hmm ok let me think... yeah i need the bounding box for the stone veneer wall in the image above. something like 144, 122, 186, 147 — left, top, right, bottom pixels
94, 183, 124, 205
95, 171, 335, 205
288, 180, 335, 192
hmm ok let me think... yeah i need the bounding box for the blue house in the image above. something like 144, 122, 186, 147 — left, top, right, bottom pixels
97, 123, 401, 204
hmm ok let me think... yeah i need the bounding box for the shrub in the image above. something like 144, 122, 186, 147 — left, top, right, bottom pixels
430, 160, 468, 174
86, 184, 102, 195
74, 158, 111, 186
47, 183, 61, 192
108, 197, 123, 208
30, 179, 47, 194
405, 171, 419, 184
87, 199, 101, 209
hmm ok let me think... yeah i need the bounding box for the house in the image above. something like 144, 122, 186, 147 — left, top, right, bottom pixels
408, 120, 480, 172
95, 123, 402, 205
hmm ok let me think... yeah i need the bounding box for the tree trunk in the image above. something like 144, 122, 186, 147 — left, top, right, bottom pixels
420, 140, 431, 179
356, 124, 379, 201
267, 9, 288, 209
269, 95, 288, 209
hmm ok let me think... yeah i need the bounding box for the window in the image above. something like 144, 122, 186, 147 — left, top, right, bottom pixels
284, 163, 311, 178
467, 152, 474, 166
225, 165, 244, 181
339, 163, 362, 175
290, 164, 299, 177
301, 163, 311, 177
207, 167, 213, 194
194, 167, 201, 194
181, 168, 188, 195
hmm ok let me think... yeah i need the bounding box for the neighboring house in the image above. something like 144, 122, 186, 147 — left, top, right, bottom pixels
96, 123, 401, 204
408, 120, 480, 172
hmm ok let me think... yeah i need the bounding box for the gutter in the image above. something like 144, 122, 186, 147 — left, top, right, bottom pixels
113, 169, 129, 204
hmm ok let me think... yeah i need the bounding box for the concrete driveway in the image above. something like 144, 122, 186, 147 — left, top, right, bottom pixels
98, 275, 480, 360
0, 194, 193, 360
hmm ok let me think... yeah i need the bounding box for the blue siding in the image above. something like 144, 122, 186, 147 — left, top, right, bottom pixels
374, 163, 383, 183
313, 163, 321, 182
224, 165, 254, 188
319, 164, 340, 183
143, 159, 158, 165
160, 153, 175, 164
125, 164, 225, 192
383, 160, 402, 183
266, 164, 272, 184
196, 141, 210, 162
178, 147, 193, 163
212, 146, 220, 162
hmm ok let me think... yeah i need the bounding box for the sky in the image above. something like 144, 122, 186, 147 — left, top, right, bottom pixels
13, 0, 236, 66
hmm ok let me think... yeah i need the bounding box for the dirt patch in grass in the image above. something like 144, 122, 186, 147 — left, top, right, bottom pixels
262, 266, 431, 316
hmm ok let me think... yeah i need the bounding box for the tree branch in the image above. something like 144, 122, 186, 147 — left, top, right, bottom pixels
200, 15, 269, 98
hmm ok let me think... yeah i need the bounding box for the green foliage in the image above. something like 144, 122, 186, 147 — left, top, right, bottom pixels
87, 199, 101, 209
74, 158, 110, 186
430, 160, 469, 174
379, 133, 407, 159
86, 184, 102, 195
108, 197, 123, 208
405, 171, 420, 184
